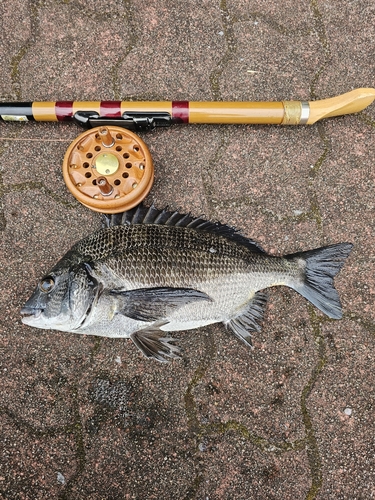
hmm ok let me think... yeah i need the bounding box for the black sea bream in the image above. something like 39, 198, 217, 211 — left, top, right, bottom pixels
21, 206, 353, 361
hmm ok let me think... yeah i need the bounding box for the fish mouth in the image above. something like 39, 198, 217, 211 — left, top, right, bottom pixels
20, 306, 43, 323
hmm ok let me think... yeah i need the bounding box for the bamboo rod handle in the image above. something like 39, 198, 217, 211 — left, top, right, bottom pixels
187, 88, 375, 125
307, 88, 375, 124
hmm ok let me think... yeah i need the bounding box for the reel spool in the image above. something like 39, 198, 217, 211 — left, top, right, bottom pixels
62, 126, 154, 213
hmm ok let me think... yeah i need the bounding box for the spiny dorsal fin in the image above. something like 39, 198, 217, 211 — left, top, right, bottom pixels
101, 204, 265, 253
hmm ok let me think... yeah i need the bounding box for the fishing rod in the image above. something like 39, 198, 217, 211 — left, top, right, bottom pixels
1, 88, 374, 213
1, 88, 374, 128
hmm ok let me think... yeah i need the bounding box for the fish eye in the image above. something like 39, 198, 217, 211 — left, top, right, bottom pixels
38, 277, 55, 293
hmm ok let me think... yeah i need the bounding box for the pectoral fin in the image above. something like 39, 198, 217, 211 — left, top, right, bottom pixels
110, 286, 212, 322
130, 325, 182, 362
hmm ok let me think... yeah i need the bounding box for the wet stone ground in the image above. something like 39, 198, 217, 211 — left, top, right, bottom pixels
1, 1, 375, 499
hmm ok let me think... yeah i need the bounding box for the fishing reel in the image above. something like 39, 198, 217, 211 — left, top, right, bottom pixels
62, 125, 154, 213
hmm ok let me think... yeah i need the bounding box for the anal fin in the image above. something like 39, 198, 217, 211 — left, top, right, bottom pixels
224, 291, 268, 347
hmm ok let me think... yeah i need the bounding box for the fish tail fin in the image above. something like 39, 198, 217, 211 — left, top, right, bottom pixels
286, 242, 353, 319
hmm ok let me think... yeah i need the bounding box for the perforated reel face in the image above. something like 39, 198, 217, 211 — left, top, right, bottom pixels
62, 126, 154, 213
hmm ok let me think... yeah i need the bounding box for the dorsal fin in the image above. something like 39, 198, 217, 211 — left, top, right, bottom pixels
101, 204, 265, 253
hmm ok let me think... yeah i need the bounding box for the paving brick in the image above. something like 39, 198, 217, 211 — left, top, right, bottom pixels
1, 1, 374, 498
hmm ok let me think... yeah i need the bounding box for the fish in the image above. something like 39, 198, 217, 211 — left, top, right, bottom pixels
20, 205, 353, 362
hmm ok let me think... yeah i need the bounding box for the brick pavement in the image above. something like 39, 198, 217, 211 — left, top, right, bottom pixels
1, 1, 374, 498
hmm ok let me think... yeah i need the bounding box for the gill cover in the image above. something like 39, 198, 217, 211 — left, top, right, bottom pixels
21, 262, 99, 331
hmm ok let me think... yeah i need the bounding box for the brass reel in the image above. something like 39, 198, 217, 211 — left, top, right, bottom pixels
62, 126, 154, 213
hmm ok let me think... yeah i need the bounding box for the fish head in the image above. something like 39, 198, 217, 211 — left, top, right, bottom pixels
21, 259, 99, 332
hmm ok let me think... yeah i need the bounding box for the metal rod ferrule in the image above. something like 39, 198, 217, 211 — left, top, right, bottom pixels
299, 102, 310, 125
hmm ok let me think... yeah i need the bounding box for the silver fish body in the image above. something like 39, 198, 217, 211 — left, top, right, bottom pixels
21, 206, 353, 361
